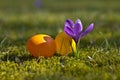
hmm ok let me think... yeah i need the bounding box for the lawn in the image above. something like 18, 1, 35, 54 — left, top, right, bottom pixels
0, 0, 120, 80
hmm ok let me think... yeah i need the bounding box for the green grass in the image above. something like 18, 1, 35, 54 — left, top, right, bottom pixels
0, 0, 120, 80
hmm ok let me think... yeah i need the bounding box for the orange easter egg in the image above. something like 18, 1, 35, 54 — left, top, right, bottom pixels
26, 34, 56, 58
55, 32, 76, 55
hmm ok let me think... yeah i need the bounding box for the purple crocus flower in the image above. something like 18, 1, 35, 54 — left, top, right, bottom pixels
64, 19, 94, 45
34, 0, 42, 8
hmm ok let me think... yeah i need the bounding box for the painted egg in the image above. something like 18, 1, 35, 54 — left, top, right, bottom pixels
55, 32, 76, 55
26, 34, 56, 58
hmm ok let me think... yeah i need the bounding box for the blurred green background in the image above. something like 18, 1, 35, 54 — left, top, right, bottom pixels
0, 0, 119, 45
0, 0, 119, 12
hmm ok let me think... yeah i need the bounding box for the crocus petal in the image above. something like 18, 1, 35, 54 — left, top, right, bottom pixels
65, 19, 74, 28
73, 23, 82, 35
79, 23, 94, 38
64, 26, 75, 37
75, 19, 83, 31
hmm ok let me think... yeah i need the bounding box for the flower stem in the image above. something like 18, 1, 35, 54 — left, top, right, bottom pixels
75, 40, 80, 58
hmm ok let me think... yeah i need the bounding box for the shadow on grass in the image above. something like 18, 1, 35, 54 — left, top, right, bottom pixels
0, 53, 35, 63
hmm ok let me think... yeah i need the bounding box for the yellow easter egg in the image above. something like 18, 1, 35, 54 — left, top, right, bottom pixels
55, 32, 76, 55
26, 34, 56, 58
